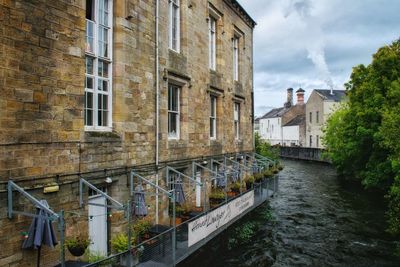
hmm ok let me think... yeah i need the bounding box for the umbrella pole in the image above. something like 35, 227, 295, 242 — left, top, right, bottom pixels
37, 246, 41, 267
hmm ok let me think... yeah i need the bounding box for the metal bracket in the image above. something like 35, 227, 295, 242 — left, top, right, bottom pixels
130, 171, 172, 197
79, 178, 124, 209
7, 181, 59, 220
166, 166, 203, 187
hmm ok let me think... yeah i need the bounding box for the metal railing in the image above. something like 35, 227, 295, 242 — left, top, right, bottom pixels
85, 168, 279, 266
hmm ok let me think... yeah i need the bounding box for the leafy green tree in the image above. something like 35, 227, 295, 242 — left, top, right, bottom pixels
324, 38, 400, 237
254, 132, 279, 160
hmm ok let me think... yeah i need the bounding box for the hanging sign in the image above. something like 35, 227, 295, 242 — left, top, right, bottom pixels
188, 190, 254, 247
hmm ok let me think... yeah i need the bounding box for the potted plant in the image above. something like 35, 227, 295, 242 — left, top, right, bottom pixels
169, 204, 185, 225
209, 189, 225, 208
254, 173, 264, 183
111, 233, 139, 267
244, 175, 255, 190
230, 181, 241, 195
65, 234, 90, 257
132, 218, 151, 242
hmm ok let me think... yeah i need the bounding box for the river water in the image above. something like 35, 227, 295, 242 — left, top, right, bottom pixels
179, 159, 399, 267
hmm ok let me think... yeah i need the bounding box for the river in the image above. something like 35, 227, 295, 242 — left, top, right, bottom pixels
179, 159, 399, 266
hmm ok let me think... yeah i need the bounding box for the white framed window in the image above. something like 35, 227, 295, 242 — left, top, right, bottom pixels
169, 0, 180, 52
168, 84, 180, 139
210, 95, 217, 139
233, 36, 239, 81
85, 0, 113, 131
234, 102, 240, 140
309, 112, 312, 123
209, 16, 217, 70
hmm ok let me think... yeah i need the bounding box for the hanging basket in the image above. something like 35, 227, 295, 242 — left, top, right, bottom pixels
67, 244, 88, 257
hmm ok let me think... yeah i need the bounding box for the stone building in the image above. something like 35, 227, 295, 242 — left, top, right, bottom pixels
0, 0, 255, 266
259, 88, 306, 146
305, 89, 346, 148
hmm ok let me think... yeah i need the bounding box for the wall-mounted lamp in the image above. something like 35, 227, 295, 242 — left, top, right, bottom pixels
202, 160, 208, 165
105, 177, 113, 184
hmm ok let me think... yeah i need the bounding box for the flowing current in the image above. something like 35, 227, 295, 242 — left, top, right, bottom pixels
180, 159, 399, 266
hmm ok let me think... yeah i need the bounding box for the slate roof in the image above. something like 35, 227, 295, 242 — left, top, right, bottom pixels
283, 114, 305, 127
260, 107, 287, 119
315, 89, 346, 102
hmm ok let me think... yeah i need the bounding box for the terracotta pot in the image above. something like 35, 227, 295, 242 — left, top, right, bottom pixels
227, 191, 237, 197
175, 217, 182, 225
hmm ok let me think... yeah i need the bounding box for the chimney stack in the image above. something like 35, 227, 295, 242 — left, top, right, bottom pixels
296, 88, 305, 105
284, 88, 293, 108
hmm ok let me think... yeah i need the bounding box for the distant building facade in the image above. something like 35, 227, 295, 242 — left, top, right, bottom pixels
306, 89, 346, 148
259, 88, 306, 146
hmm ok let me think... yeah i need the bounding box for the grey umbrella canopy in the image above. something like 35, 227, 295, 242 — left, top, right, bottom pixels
252, 161, 259, 174
174, 178, 186, 204
22, 200, 58, 267
231, 163, 240, 183
132, 184, 148, 216
216, 167, 227, 188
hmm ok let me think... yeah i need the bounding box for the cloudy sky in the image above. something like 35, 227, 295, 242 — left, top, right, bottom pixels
239, 0, 400, 117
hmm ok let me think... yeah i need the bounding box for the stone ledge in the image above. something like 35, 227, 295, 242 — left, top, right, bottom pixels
84, 131, 122, 142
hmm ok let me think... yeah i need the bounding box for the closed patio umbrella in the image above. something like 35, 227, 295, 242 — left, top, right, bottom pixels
174, 178, 186, 205
216, 167, 226, 188
132, 184, 148, 216
22, 199, 58, 267
231, 163, 240, 183
252, 161, 259, 174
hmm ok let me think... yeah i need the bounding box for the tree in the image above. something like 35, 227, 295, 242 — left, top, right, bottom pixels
254, 132, 279, 160
324, 38, 400, 237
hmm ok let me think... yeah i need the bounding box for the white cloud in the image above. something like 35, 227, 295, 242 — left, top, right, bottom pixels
238, 0, 400, 116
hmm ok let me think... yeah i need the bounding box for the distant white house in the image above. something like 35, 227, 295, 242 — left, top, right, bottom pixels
306, 89, 346, 148
259, 107, 285, 145
282, 114, 306, 146
259, 88, 306, 146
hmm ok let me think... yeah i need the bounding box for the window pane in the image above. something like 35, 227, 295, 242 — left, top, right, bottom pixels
102, 80, 108, 92
169, 113, 177, 136
86, 109, 93, 126
210, 118, 214, 137
102, 94, 108, 109
168, 85, 179, 111
86, 21, 94, 53
103, 110, 108, 126
86, 57, 93, 74
86, 0, 94, 20
98, 27, 108, 58
86, 76, 93, 89
98, 78, 103, 91
98, 60, 109, 77
86, 91, 93, 109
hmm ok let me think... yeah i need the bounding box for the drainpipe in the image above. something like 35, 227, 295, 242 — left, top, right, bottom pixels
155, 0, 160, 225
251, 27, 255, 151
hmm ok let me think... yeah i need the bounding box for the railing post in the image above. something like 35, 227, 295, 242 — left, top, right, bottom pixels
172, 191, 176, 266
59, 210, 65, 267
127, 200, 132, 267
7, 181, 12, 219
79, 178, 83, 208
